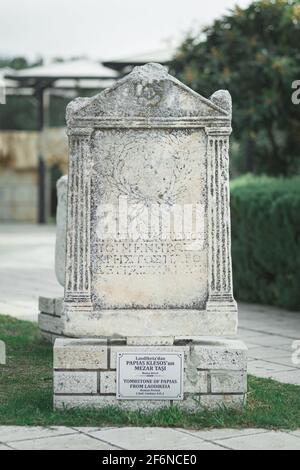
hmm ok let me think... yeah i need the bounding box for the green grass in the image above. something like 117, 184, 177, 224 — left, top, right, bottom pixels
0, 314, 299, 429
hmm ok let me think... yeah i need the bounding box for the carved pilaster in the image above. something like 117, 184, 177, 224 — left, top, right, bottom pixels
205, 127, 237, 312
64, 130, 93, 311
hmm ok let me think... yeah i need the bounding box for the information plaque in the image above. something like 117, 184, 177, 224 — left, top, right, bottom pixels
116, 352, 184, 400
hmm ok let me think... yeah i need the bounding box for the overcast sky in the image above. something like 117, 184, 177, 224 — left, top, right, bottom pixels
0, 0, 251, 61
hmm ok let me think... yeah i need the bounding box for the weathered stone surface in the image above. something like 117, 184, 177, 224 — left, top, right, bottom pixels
190, 340, 248, 371
54, 371, 97, 394
39, 297, 55, 315
55, 175, 68, 287
55, 298, 64, 316
38, 312, 64, 335
63, 62, 237, 338
210, 371, 247, 394
0, 340, 6, 365
100, 371, 116, 394
184, 371, 208, 394
54, 395, 171, 411
39, 330, 61, 344
54, 338, 108, 370
127, 336, 175, 346
63, 309, 237, 338
38, 297, 64, 343
54, 392, 245, 412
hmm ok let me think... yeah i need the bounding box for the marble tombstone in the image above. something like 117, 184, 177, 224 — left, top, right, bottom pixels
38, 63, 247, 410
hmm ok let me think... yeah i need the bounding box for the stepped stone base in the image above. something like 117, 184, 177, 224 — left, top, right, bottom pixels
39, 295, 238, 342
53, 337, 248, 412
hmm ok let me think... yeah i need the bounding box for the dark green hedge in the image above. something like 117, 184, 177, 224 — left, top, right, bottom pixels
231, 175, 300, 311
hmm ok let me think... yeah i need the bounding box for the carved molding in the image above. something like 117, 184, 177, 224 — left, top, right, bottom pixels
206, 131, 236, 310
64, 135, 92, 308
68, 118, 231, 130
205, 126, 232, 136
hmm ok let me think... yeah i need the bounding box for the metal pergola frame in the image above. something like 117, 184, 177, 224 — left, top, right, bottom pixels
5, 62, 118, 223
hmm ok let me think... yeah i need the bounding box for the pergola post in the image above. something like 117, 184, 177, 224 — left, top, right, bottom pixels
37, 87, 46, 224
4, 60, 118, 225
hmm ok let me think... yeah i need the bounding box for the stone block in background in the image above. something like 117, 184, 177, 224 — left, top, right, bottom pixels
0, 340, 6, 365
55, 175, 68, 287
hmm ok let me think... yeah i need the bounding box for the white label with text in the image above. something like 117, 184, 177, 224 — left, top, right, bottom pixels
117, 352, 184, 400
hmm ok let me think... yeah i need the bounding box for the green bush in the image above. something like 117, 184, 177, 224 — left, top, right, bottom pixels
231, 175, 300, 311
172, 0, 300, 176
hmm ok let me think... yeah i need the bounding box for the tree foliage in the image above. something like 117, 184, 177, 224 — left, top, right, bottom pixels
172, 0, 300, 176
231, 175, 300, 310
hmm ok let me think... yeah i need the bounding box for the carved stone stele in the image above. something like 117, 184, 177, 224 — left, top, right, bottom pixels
63, 63, 237, 338
55, 175, 68, 287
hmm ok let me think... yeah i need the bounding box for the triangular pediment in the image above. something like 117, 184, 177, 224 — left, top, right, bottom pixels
67, 63, 230, 124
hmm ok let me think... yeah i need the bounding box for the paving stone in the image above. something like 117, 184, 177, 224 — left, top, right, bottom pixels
263, 369, 300, 385
266, 356, 300, 369
0, 426, 299, 450
249, 348, 294, 360
243, 342, 263, 350
247, 360, 295, 378
0, 426, 76, 443
86, 427, 225, 450
10, 433, 118, 450
245, 336, 294, 348
73, 427, 113, 433
214, 431, 300, 450
181, 428, 268, 441
0, 225, 63, 321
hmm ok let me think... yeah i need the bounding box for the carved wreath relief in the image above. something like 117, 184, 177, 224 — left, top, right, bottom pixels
90, 128, 208, 310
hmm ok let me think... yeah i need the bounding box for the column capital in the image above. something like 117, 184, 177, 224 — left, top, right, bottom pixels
205, 126, 232, 136
67, 127, 93, 137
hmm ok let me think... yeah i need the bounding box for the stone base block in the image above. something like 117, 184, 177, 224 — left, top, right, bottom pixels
63, 308, 238, 337
39, 296, 238, 342
38, 296, 64, 343
53, 337, 247, 412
